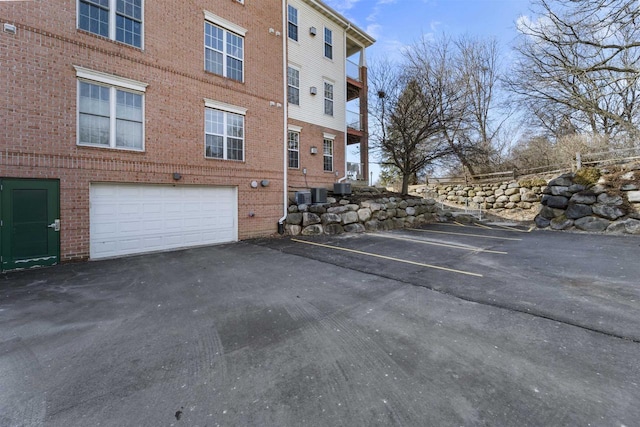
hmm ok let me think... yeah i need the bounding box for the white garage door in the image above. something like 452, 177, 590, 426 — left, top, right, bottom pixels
90, 183, 237, 259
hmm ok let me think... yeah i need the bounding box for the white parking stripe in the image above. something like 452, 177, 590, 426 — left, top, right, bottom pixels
291, 239, 484, 277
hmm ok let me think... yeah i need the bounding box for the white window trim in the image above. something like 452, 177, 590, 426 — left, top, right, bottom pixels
75, 70, 146, 152
323, 138, 334, 172
204, 99, 247, 161
324, 26, 333, 59
287, 5, 298, 42
76, 0, 144, 49
288, 125, 302, 133
287, 65, 300, 106
288, 130, 300, 169
323, 132, 336, 140
204, 10, 247, 36
323, 80, 334, 116
204, 98, 247, 116
74, 66, 148, 92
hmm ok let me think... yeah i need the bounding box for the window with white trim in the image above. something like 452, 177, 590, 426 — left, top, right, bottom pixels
323, 138, 333, 171
288, 131, 300, 169
205, 99, 246, 161
75, 66, 146, 151
78, 0, 143, 48
205, 13, 245, 82
287, 66, 300, 105
324, 82, 334, 116
324, 27, 333, 59
288, 5, 298, 41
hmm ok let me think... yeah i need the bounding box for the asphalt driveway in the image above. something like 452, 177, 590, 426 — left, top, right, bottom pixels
1, 225, 639, 426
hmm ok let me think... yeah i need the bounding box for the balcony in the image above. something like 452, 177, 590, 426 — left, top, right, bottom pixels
347, 59, 360, 82
347, 162, 366, 181
347, 109, 362, 131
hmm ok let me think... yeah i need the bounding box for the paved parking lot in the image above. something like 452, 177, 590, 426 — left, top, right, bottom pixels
1, 224, 639, 426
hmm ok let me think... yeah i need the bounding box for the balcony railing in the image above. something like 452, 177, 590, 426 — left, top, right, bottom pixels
347, 59, 360, 81
347, 162, 365, 180
347, 110, 362, 131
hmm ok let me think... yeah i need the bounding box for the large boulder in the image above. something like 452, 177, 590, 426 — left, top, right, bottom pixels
321, 213, 341, 225
535, 215, 551, 228
357, 208, 372, 222
592, 204, 625, 220
341, 211, 359, 225
541, 195, 569, 209
550, 216, 573, 230
285, 224, 302, 235
302, 212, 321, 226
597, 193, 623, 206
344, 223, 366, 233
628, 191, 640, 203
565, 203, 592, 219
286, 212, 303, 225
301, 224, 324, 235
574, 216, 610, 232
569, 192, 596, 205
324, 224, 344, 235
548, 174, 573, 187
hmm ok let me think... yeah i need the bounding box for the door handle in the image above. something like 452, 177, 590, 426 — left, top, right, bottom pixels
48, 219, 60, 232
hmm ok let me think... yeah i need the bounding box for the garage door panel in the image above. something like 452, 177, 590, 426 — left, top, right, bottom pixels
90, 184, 237, 259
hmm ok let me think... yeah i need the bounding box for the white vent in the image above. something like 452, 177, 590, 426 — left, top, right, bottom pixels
309, 27, 317, 36
3, 23, 17, 34
310, 86, 317, 95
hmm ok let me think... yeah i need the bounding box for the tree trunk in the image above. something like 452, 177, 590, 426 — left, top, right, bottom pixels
401, 173, 411, 195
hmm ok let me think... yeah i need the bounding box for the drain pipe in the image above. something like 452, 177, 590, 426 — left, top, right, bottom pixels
338, 23, 352, 184
278, 0, 288, 234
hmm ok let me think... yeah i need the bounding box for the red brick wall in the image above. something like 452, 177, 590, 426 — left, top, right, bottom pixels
287, 119, 346, 191
1, 1, 286, 260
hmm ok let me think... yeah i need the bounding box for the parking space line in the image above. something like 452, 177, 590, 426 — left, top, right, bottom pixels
473, 223, 494, 230
375, 233, 508, 254
490, 223, 534, 233
291, 239, 484, 277
452, 221, 467, 227
408, 228, 523, 241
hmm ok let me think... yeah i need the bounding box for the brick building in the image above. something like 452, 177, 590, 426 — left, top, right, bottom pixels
0, 0, 373, 270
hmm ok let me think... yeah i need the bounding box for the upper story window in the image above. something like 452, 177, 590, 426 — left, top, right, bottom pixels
205, 99, 246, 161
288, 5, 298, 41
204, 11, 246, 82
288, 130, 300, 169
78, 0, 143, 48
74, 66, 147, 151
324, 27, 333, 59
324, 81, 334, 116
287, 66, 300, 105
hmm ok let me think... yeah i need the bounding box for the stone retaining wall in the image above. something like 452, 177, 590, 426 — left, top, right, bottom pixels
421, 180, 545, 213
284, 189, 439, 236
534, 171, 640, 234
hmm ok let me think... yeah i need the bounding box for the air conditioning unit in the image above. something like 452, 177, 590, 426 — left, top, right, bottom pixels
295, 190, 312, 205
333, 183, 351, 195
311, 188, 327, 204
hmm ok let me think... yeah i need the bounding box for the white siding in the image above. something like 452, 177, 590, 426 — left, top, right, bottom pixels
287, 0, 345, 131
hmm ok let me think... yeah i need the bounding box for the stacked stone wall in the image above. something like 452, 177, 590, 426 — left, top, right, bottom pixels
422, 180, 544, 213
284, 189, 439, 236
534, 170, 640, 234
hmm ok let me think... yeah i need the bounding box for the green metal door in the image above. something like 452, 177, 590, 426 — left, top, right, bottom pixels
0, 179, 60, 271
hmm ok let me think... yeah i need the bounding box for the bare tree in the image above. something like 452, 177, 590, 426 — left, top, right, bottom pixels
369, 60, 452, 194
507, 0, 640, 143
406, 35, 507, 176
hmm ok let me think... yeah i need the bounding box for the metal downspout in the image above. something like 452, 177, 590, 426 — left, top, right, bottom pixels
278, 0, 289, 233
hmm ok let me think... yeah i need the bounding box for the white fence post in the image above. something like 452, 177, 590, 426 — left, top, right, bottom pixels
576, 152, 582, 170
